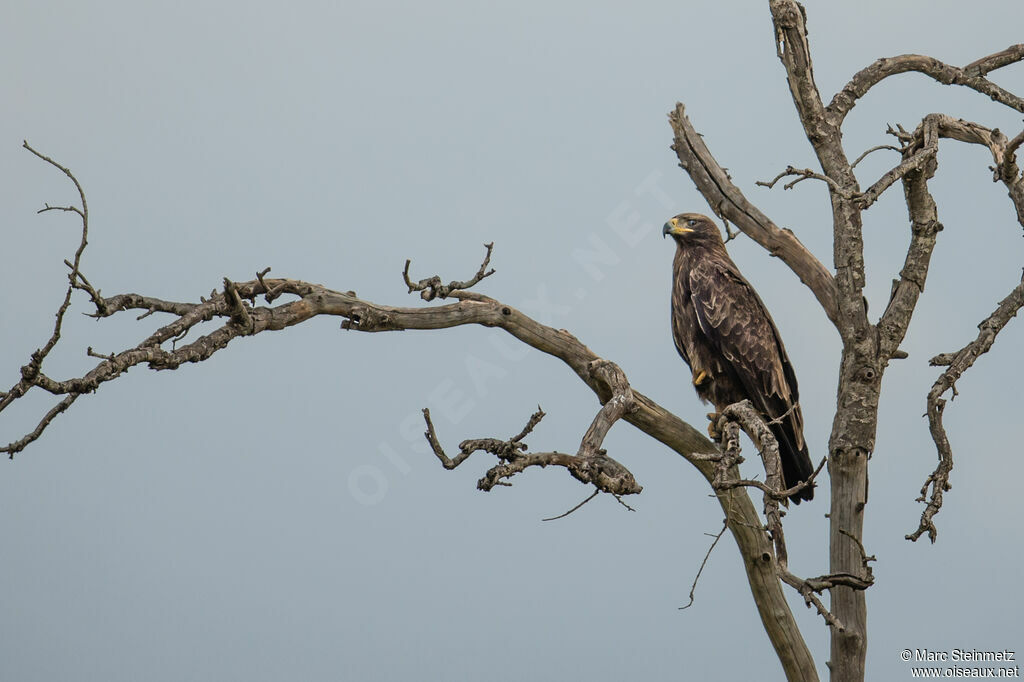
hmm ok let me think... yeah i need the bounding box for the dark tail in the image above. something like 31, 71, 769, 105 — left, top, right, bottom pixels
770, 422, 815, 504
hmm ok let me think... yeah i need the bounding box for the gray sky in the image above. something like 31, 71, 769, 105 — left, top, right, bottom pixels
2, 1, 1022, 680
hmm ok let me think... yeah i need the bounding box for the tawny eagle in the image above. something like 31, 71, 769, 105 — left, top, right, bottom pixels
663, 213, 814, 503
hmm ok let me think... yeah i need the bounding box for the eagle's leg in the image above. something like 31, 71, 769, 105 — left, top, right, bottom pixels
692, 370, 709, 387
706, 411, 722, 441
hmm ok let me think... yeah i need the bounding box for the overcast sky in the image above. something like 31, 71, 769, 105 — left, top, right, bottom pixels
2, 1, 1022, 680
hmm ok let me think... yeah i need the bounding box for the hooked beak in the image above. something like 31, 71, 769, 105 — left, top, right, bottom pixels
662, 217, 695, 238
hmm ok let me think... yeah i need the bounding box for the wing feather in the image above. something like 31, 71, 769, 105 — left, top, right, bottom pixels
688, 258, 800, 423
681, 251, 813, 501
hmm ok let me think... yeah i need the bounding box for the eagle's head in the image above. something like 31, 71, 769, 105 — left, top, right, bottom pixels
662, 213, 724, 247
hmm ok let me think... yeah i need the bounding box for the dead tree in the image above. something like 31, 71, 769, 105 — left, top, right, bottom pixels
3, 3, 1023, 681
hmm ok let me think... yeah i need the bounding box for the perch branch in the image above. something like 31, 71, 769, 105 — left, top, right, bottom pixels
715, 400, 872, 633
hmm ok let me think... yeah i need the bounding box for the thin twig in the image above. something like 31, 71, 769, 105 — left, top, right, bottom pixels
716, 455, 827, 501
720, 216, 739, 243
542, 489, 600, 521
756, 165, 854, 198
20, 142, 91, 367
851, 144, 901, 169
613, 494, 636, 512
679, 519, 728, 610
856, 117, 939, 210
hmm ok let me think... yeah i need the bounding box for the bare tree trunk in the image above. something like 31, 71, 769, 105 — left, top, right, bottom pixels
826, 354, 874, 681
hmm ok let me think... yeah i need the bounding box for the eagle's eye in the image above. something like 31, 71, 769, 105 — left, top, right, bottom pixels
687, 219, 698, 226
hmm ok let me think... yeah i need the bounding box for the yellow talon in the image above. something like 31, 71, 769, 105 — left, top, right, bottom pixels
693, 370, 709, 387
706, 412, 722, 440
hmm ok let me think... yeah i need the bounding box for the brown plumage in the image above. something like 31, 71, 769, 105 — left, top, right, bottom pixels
663, 213, 814, 503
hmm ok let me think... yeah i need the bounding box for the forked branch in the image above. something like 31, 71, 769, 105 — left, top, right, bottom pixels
403, 243, 495, 301
423, 377, 642, 497
756, 165, 853, 197
712, 401, 870, 633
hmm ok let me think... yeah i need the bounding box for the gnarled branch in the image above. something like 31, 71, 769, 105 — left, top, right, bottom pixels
828, 45, 1024, 125
403, 242, 495, 301
876, 115, 943, 361
422, 361, 643, 498
713, 401, 872, 634
907, 275, 1024, 543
